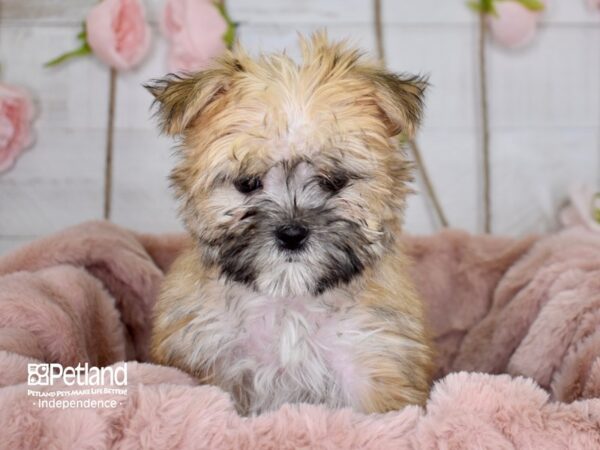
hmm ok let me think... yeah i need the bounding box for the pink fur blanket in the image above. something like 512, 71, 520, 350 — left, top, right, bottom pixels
1, 221, 600, 448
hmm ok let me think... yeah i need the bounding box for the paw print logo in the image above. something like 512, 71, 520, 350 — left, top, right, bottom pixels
28, 364, 50, 386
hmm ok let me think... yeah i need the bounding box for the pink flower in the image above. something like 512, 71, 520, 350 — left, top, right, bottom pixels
560, 184, 600, 232
488, 1, 541, 48
588, 0, 600, 10
0, 83, 36, 173
161, 0, 227, 73
86, 0, 151, 71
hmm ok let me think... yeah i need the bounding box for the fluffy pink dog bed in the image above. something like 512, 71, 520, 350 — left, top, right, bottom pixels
1, 221, 600, 448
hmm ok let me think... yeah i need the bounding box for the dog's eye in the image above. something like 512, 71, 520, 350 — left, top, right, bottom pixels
234, 176, 263, 194
318, 174, 349, 193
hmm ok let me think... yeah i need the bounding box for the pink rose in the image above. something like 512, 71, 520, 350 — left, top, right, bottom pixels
560, 184, 600, 232
86, 0, 151, 71
488, 1, 541, 48
0, 83, 36, 173
161, 0, 227, 73
588, 0, 600, 10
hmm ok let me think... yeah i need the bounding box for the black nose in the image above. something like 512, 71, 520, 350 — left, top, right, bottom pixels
275, 224, 309, 250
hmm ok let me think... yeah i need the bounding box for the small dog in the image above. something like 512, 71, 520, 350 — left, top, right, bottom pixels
148, 33, 433, 415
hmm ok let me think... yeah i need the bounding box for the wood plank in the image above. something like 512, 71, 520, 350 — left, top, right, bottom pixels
542, 1, 600, 24
110, 129, 182, 232
0, 128, 106, 236
488, 26, 600, 129
5, 0, 598, 26
1, 0, 95, 25
385, 0, 600, 25
1, 0, 162, 25
409, 130, 480, 232
239, 22, 377, 56
404, 189, 436, 235
228, 0, 372, 25
383, 0, 474, 25
491, 129, 599, 235
2, 0, 372, 26
229, 0, 600, 25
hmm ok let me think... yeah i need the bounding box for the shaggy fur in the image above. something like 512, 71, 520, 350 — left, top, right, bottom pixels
1, 222, 600, 448
147, 33, 433, 415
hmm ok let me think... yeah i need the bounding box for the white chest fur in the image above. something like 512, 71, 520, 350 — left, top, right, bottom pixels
170, 284, 368, 414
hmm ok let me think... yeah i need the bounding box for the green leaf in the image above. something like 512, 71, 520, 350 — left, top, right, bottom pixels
467, 0, 496, 14
45, 22, 91, 68
514, 0, 545, 11
593, 193, 600, 224
45, 42, 92, 67
215, 1, 237, 49
397, 134, 409, 145
76, 29, 86, 42
481, 0, 495, 12
467, 1, 484, 12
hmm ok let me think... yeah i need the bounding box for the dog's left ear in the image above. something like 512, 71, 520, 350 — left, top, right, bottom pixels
367, 71, 428, 138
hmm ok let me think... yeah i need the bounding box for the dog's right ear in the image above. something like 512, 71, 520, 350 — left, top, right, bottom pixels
145, 63, 238, 136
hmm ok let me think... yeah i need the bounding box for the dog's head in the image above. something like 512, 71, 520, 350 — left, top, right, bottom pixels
147, 33, 427, 297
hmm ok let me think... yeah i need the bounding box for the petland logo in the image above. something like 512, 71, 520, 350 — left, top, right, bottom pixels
28, 363, 127, 387
27, 363, 127, 409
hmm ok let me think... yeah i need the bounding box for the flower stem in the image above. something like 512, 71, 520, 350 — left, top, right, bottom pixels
478, 12, 492, 233
104, 68, 117, 220
216, 0, 237, 49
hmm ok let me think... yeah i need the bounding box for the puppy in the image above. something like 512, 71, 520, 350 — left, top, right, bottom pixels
148, 33, 433, 415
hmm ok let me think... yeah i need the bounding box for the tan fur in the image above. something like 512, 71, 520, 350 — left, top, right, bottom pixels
149, 33, 433, 415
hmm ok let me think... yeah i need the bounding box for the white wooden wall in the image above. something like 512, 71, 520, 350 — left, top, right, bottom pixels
1, 0, 599, 254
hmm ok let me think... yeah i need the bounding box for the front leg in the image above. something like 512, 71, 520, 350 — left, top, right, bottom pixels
355, 311, 433, 413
